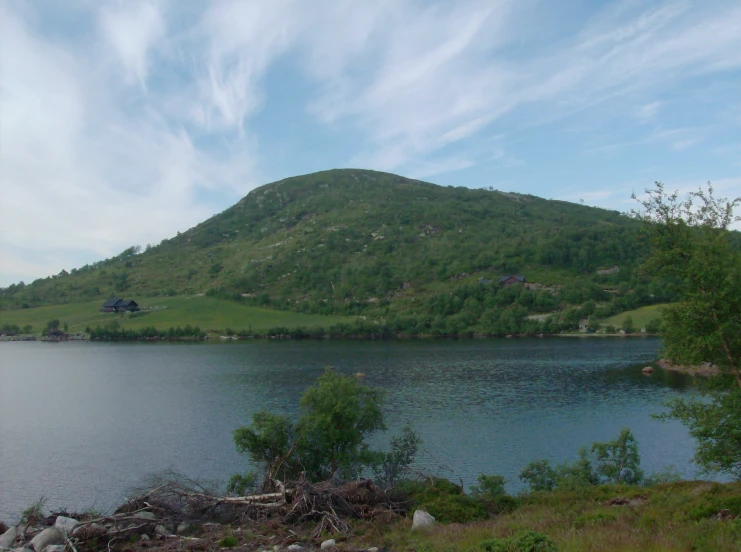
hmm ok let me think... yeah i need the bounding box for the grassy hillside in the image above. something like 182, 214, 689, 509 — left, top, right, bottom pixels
0, 296, 349, 334
1, 169, 686, 335
370, 481, 741, 552
605, 304, 667, 330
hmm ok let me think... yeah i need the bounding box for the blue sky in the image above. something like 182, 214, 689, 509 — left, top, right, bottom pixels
1, 0, 740, 286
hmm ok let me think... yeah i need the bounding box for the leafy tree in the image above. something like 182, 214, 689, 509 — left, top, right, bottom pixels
372, 424, 422, 490
591, 428, 644, 484
518, 459, 558, 492
520, 428, 643, 491
622, 315, 634, 333
470, 473, 507, 499
42, 319, 62, 335
587, 316, 600, 333
233, 412, 295, 481
635, 182, 741, 479
297, 368, 385, 479
225, 471, 258, 496
233, 368, 413, 485
632, 182, 740, 386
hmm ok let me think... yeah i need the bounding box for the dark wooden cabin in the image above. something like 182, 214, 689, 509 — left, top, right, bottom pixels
499, 275, 526, 286
101, 297, 140, 313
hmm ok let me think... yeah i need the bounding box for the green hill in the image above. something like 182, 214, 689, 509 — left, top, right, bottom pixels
0, 169, 680, 335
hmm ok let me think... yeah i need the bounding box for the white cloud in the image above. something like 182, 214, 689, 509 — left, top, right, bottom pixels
302, 0, 741, 172
636, 102, 661, 123
1, 0, 740, 285
99, 1, 166, 89
0, 2, 257, 285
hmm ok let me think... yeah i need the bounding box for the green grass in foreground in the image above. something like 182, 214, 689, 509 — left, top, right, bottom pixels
604, 303, 668, 330
354, 481, 741, 552
0, 296, 351, 334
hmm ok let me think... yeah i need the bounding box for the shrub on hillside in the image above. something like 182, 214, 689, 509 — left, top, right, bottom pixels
396, 478, 489, 523
474, 529, 558, 552
520, 428, 644, 492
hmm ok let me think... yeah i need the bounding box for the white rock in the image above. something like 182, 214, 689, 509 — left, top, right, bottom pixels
367, 548, 379, 552
12, 547, 33, 552
42, 545, 66, 552
29, 528, 64, 552
140, 535, 150, 542
54, 517, 78, 534
135, 512, 156, 520
155, 525, 168, 536
0, 527, 17, 548
176, 523, 189, 534
320, 539, 336, 549
273, 546, 281, 552
287, 545, 305, 551
411, 510, 436, 531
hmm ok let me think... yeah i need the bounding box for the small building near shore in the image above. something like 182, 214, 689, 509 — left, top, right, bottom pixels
101, 297, 140, 313
499, 275, 526, 286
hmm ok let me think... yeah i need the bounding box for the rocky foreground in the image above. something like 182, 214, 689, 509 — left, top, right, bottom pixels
2, 480, 741, 552
0, 478, 441, 552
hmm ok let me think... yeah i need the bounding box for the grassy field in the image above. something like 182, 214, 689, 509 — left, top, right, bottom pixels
0, 296, 351, 334
604, 303, 668, 329
352, 481, 741, 552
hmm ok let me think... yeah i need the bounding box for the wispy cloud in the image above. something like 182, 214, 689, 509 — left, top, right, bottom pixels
1, 0, 739, 285
99, 1, 166, 90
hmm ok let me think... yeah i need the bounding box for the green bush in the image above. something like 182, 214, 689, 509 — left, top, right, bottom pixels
688, 495, 741, 520
372, 424, 422, 489
226, 471, 258, 496
218, 534, 237, 548
520, 428, 643, 492
397, 478, 488, 523
471, 474, 507, 498
622, 315, 635, 333
475, 530, 558, 552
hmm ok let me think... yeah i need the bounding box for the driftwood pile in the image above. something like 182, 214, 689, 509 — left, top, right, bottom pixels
0, 474, 407, 552
113, 474, 403, 538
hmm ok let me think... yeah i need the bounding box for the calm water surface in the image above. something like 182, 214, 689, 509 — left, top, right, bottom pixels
0, 338, 698, 520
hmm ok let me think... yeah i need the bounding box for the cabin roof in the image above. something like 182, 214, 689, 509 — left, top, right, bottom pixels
102, 297, 120, 307
499, 275, 525, 283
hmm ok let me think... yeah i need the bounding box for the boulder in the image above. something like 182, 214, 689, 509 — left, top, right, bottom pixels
29, 529, 64, 552
320, 539, 336, 549
287, 545, 305, 551
0, 527, 17, 548
154, 525, 168, 537
54, 517, 78, 534
42, 546, 66, 552
140, 535, 150, 542
641, 366, 654, 374
411, 510, 436, 531
367, 548, 379, 552
134, 512, 156, 521
176, 523, 190, 534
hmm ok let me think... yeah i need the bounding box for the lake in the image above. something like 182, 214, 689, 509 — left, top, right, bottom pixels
0, 338, 699, 521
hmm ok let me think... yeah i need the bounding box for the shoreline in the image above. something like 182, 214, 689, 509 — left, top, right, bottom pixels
0, 332, 661, 343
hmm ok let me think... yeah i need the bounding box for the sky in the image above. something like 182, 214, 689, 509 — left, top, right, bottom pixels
1, 0, 740, 286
